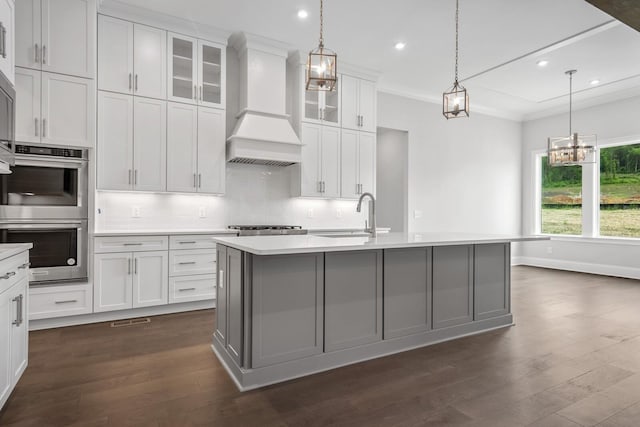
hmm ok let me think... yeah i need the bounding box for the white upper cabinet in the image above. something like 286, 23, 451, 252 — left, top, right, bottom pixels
97, 91, 133, 190
98, 15, 166, 99
295, 122, 340, 198
97, 15, 133, 94
167, 102, 198, 192
0, 0, 15, 84
167, 103, 225, 194
41, 71, 94, 147
97, 91, 167, 191
133, 97, 166, 191
340, 130, 376, 199
197, 107, 225, 194
15, 68, 94, 147
168, 33, 225, 108
16, 0, 95, 78
341, 74, 377, 133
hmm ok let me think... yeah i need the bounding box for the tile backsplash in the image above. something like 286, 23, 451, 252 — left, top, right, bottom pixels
96, 164, 368, 231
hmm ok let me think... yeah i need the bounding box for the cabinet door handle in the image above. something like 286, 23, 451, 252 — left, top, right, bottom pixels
134, 169, 138, 185
0, 271, 15, 279
127, 258, 131, 275
198, 174, 202, 188
135, 74, 138, 92
178, 261, 196, 265
0, 23, 5, 59
42, 45, 47, 64
128, 73, 132, 90
134, 258, 138, 274
42, 119, 46, 138
18, 262, 30, 270
55, 299, 78, 304
199, 85, 202, 101
128, 169, 132, 185
35, 118, 39, 137
179, 287, 196, 292
12, 295, 23, 326
219, 270, 224, 288
35, 43, 39, 63
193, 85, 197, 100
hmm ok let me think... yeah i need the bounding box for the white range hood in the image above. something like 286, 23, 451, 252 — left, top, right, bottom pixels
227, 33, 302, 166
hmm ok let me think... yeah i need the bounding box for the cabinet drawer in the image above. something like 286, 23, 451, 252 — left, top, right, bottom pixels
169, 249, 216, 276
0, 251, 29, 295
169, 235, 221, 250
94, 236, 169, 253
169, 275, 216, 304
29, 284, 93, 320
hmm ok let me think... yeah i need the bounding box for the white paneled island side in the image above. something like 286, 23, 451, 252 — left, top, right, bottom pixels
211, 233, 547, 391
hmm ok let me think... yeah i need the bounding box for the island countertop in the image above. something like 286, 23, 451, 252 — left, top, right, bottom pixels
211, 232, 548, 255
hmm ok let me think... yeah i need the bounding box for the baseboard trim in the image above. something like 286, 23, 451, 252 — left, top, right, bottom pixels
517, 257, 640, 280
29, 300, 216, 330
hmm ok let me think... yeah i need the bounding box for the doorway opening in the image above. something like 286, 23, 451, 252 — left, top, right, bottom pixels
376, 128, 409, 232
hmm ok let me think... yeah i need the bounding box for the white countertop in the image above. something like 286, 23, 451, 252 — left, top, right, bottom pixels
0, 243, 33, 261
93, 229, 238, 237
211, 232, 549, 255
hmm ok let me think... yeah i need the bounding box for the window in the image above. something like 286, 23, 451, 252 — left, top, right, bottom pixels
541, 155, 582, 235
600, 144, 640, 238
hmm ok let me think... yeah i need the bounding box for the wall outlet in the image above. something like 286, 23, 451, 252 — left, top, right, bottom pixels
547, 246, 553, 254
414, 210, 423, 219
199, 206, 207, 218
132, 206, 141, 218
307, 208, 314, 219
336, 208, 342, 218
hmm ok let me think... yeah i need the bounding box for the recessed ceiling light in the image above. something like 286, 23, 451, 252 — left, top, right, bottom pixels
394, 42, 406, 51
536, 60, 549, 67
297, 9, 308, 19
590, 79, 600, 85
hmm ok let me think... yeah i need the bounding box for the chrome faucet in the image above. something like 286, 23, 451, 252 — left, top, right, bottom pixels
356, 192, 376, 237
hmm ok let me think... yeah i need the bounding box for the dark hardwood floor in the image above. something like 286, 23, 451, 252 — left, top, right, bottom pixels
2, 266, 640, 426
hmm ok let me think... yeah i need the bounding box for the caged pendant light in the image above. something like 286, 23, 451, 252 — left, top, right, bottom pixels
306, 0, 337, 91
547, 70, 597, 167
443, 0, 469, 119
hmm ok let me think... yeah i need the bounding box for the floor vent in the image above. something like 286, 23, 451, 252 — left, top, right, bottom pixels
110, 317, 151, 328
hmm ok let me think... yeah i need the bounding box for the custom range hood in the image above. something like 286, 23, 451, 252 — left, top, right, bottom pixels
227, 33, 302, 166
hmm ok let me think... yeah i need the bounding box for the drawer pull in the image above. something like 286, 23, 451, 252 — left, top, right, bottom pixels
0, 271, 16, 280
18, 262, 31, 270
178, 261, 197, 265
178, 287, 196, 292
55, 300, 78, 304
179, 241, 197, 244
123, 243, 143, 246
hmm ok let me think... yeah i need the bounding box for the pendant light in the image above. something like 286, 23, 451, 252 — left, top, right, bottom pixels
547, 70, 597, 167
443, 0, 469, 119
306, 0, 337, 91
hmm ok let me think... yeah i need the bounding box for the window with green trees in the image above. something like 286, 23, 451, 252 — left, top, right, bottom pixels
600, 144, 640, 238
541, 155, 582, 235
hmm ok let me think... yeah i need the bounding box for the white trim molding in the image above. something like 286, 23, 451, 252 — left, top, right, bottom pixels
517, 256, 640, 281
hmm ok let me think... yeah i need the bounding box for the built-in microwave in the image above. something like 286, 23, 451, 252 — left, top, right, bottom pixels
0, 220, 88, 284
0, 69, 15, 172
0, 144, 88, 219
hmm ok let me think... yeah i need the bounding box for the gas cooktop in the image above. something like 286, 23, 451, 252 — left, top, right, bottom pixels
227, 225, 307, 236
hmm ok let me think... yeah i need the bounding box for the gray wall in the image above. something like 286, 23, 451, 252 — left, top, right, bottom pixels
376, 128, 408, 232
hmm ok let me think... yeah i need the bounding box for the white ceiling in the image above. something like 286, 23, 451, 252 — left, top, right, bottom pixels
108, 0, 640, 121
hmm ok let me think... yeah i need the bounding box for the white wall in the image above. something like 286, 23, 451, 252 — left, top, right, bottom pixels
520, 94, 640, 279
376, 128, 408, 232
96, 163, 367, 231
377, 92, 522, 235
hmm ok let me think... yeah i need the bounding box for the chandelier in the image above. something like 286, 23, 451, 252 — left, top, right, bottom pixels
443, 0, 469, 119
306, 0, 337, 91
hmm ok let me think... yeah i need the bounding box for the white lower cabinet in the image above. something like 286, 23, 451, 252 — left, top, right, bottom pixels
168, 235, 218, 304
0, 250, 30, 410
169, 275, 215, 304
94, 251, 168, 313
29, 283, 92, 320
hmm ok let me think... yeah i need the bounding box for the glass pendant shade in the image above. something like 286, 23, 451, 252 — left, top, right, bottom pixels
548, 133, 597, 166
443, 81, 469, 119
306, 46, 337, 91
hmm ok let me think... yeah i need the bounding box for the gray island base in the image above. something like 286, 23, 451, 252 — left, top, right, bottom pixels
211, 233, 547, 391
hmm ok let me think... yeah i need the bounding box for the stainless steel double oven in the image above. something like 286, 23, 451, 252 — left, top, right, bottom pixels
0, 144, 89, 283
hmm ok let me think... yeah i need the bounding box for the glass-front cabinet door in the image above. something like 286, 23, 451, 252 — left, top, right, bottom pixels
198, 40, 225, 108
168, 33, 197, 104
302, 70, 340, 127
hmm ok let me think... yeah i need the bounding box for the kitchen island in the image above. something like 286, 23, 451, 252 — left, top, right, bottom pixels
211, 233, 546, 391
